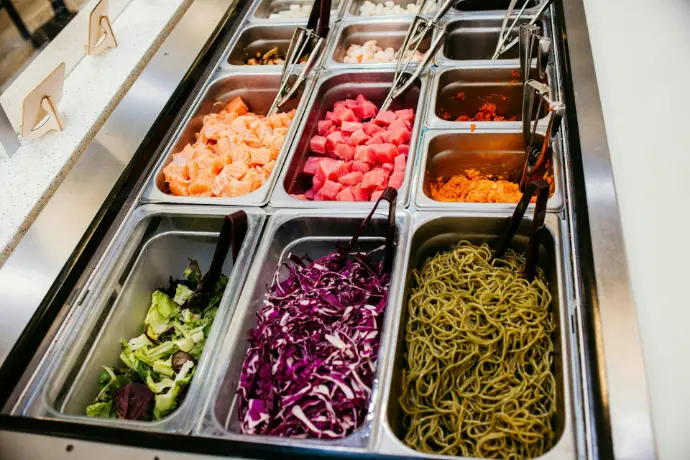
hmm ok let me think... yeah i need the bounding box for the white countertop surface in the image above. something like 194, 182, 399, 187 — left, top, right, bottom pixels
582, 0, 690, 458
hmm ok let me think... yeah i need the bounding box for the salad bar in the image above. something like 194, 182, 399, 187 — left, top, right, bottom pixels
0, 0, 656, 458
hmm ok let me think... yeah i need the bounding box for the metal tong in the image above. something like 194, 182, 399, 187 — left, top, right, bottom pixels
491, 0, 555, 60
267, 0, 331, 116
519, 79, 565, 191
379, 0, 454, 112
494, 179, 549, 281
518, 24, 551, 84
340, 187, 397, 274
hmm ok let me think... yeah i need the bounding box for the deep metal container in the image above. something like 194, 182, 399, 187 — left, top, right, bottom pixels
326, 19, 431, 70
376, 212, 580, 459
436, 17, 549, 66
412, 130, 564, 212
16, 205, 265, 433
344, 0, 420, 20
248, 0, 345, 23
195, 209, 411, 450
270, 69, 429, 209
425, 66, 553, 130
141, 72, 313, 207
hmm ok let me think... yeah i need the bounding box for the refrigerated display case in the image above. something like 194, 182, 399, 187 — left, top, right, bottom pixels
0, 0, 656, 459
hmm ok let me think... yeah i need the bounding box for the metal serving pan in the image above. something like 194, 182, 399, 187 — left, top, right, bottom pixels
376, 212, 581, 459
425, 66, 553, 130
270, 68, 428, 209
195, 209, 411, 451
141, 71, 314, 207
412, 130, 564, 212
220, 23, 310, 71
15, 205, 265, 433
326, 19, 432, 70
344, 0, 420, 21
450, 0, 546, 16
248, 0, 345, 23
436, 17, 549, 66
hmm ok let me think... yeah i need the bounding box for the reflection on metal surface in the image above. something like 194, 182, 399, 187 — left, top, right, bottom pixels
561, 0, 656, 458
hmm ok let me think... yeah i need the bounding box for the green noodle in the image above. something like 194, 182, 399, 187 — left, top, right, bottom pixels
399, 241, 556, 459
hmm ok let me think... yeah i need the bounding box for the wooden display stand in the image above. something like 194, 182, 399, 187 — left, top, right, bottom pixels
88, 0, 117, 56
21, 63, 65, 140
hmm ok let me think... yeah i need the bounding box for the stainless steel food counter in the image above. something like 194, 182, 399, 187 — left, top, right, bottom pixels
0, 0, 656, 459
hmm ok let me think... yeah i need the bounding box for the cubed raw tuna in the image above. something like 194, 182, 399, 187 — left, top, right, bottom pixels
355, 94, 369, 105
374, 143, 398, 164
389, 117, 411, 133
333, 107, 357, 124
353, 102, 378, 120
350, 129, 371, 146
338, 171, 364, 186
394, 154, 406, 172
365, 134, 384, 146
313, 174, 324, 192
398, 144, 410, 156
342, 121, 363, 134
389, 171, 405, 189
335, 144, 355, 161
352, 160, 371, 174
378, 131, 390, 143
304, 188, 316, 200
363, 122, 383, 136
352, 183, 370, 202
370, 190, 384, 202
318, 120, 334, 136
355, 145, 377, 164
316, 157, 343, 182
291, 194, 307, 200
382, 162, 394, 172
337, 161, 352, 176
374, 110, 397, 126
345, 99, 358, 109
326, 131, 346, 152
394, 108, 415, 124
388, 126, 411, 146
319, 180, 343, 200
325, 111, 335, 121
362, 169, 387, 189
310, 136, 328, 154
303, 156, 322, 175
337, 188, 355, 201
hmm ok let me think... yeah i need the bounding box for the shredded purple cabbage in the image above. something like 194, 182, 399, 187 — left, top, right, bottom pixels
237, 249, 390, 439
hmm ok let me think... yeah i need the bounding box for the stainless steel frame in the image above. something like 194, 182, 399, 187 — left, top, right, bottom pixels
0, 0, 658, 458
269, 68, 429, 209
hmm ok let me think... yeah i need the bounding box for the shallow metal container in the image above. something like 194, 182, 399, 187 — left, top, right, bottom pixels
220, 23, 310, 71
426, 66, 552, 130
15, 205, 265, 433
344, 0, 420, 21
327, 19, 431, 69
436, 17, 549, 66
141, 72, 313, 207
195, 209, 411, 450
270, 69, 428, 209
248, 0, 345, 23
412, 130, 564, 212
450, 0, 545, 15
376, 212, 579, 459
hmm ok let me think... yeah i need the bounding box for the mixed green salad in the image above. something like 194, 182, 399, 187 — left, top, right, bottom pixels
86, 260, 227, 421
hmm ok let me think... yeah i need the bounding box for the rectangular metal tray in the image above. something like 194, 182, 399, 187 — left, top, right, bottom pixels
195, 209, 411, 450
412, 129, 565, 212
344, 0, 420, 20
425, 66, 553, 130
376, 212, 579, 459
326, 19, 431, 70
141, 71, 314, 207
436, 17, 549, 66
270, 68, 429, 209
219, 23, 309, 71
248, 0, 345, 23
450, 0, 545, 15
15, 205, 265, 433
